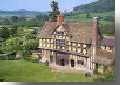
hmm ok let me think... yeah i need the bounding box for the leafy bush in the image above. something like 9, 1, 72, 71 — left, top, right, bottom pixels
93, 72, 115, 81
103, 16, 114, 21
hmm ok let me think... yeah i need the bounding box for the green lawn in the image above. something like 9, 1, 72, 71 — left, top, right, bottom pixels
65, 11, 114, 22
0, 60, 94, 82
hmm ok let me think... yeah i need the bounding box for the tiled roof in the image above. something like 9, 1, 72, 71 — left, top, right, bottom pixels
38, 21, 101, 44
94, 48, 115, 65
101, 36, 115, 47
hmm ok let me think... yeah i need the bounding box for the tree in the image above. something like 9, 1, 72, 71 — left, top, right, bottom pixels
10, 16, 19, 23
86, 12, 91, 18
9, 27, 18, 36
49, 0, 60, 22
18, 16, 26, 22
36, 14, 49, 21
2, 18, 11, 25
1, 37, 22, 53
0, 27, 10, 40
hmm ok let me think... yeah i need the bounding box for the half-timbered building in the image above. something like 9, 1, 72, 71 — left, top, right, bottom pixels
37, 15, 115, 74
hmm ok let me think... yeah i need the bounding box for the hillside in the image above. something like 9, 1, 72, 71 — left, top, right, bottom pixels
73, 0, 115, 13
0, 10, 48, 17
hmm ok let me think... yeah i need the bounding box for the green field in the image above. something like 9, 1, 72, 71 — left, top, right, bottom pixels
0, 60, 94, 82
65, 11, 114, 22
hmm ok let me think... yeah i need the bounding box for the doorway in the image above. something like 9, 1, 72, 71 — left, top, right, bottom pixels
71, 59, 74, 67
60, 59, 65, 66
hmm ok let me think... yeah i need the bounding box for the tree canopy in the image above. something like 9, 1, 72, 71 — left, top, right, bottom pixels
49, 0, 60, 22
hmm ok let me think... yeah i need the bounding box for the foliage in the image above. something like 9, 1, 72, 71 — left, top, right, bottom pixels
86, 12, 91, 18
93, 72, 115, 81
0, 18, 11, 25
0, 27, 39, 59
0, 15, 45, 27
9, 27, 18, 36
49, 0, 60, 22
1, 37, 22, 53
0, 27, 10, 40
10, 16, 19, 23
36, 14, 49, 21
100, 21, 115, 35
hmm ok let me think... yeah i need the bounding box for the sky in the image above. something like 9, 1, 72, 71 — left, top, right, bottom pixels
0, 0, 97, 12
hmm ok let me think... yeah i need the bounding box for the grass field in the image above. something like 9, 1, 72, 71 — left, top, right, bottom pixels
64, 11, 114, 22
0, 60, 94, 82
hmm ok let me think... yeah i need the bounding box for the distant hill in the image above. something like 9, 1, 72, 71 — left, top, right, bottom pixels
0, 10, 48, 17
73, 0, 115, 13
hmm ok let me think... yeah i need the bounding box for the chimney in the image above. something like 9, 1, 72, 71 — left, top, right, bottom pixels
57, 15, 64, 25
91, 17, 99, 71
92, 17, 99, 46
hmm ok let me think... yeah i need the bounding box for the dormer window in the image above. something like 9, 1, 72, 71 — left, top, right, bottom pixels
57, 31, 64, 35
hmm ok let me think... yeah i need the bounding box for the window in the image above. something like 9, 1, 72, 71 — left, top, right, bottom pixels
47, 44, 50, 48
57, 46, 60, 49
62, 46, 65, 50
56, 39, 65, 46
51, 39, 54, 43
39, 39, 42, 42
68, 42, 71, 45
83, 49, 87, 55
43, 39, 46, 42
43, 44, 46, 47
83, 44, 87, 48
51, 44, 53, 48
77, 60, 84, 65
53, 45, 56, 49
69, 46, 72, 51
39, 39, 42, 47
39, 43, 42, 47
78, 43, 81, 47
72, 43, 77, 46
72, 47, 77, 52
77, 48, 81, 53
59, 35, 63, 38
46, 39, 50, 43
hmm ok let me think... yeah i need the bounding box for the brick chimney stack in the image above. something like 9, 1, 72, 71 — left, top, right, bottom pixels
57, 15, 64, 25
92, 17, 99, 46
91, 17, 99, 71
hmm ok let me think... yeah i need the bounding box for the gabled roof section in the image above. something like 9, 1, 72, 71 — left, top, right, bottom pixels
38, 21, 102, 44
94, 48, 115, 65
38, 22, 58, 38
101, 36, 115, 47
